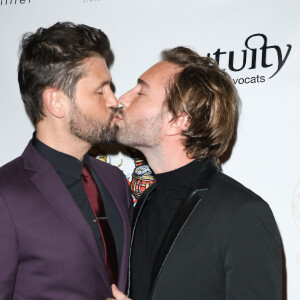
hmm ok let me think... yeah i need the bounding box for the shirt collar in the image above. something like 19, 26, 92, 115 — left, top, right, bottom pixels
32, 132, 90, 179
154, 159, 206, 191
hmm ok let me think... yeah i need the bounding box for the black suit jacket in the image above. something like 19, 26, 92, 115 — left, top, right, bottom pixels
127, 159, 282, 300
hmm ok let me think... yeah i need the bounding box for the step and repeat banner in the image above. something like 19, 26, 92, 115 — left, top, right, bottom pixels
0, 0, 299, 298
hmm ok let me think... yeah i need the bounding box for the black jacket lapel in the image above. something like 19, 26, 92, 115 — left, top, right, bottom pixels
149, 189, 203, 299
149, 159, 219, 299
132, 183, 157, 226
126, 183, 157, 296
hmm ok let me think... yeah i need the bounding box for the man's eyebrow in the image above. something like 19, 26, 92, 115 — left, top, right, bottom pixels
137, 78, 150, 88
97, 80, 112, 89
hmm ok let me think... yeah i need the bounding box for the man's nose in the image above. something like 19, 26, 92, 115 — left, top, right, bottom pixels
118, 91, 131, 108
107, 92, 118, 108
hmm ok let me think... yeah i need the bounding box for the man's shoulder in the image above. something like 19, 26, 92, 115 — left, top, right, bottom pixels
208, 171, 267, 209
203, 171, 276, 228
0, 156, 24, 177
0, 156, 28, 195
215, 171, 260, 198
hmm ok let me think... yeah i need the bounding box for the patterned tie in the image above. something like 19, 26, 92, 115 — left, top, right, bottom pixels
81, 163, 118, 284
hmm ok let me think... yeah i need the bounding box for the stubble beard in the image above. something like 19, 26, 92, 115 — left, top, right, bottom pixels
115, 108, 164, 150
69, 102, 117, 146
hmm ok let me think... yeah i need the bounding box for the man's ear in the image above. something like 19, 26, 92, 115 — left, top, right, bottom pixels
42, 88, 66, 119
166, 112, 190, 136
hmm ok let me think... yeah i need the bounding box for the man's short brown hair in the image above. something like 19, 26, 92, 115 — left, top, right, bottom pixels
18, 22, 113, 126
161, 46, 239, 166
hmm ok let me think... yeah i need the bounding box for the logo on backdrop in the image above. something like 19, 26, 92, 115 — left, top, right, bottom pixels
89, 147, 155, 206
128, 151, 155, 206
207, 33, 292, 85
0, 0, 31, 5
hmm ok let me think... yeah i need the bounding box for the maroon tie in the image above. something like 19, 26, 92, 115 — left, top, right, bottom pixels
81, 163, 118, 284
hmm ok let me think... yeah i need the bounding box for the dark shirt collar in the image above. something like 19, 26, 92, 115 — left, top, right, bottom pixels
32, 132, 90, 179
154, 159, 206, 191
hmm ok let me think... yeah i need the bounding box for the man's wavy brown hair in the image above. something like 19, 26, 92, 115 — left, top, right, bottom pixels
161, 46, 239, 166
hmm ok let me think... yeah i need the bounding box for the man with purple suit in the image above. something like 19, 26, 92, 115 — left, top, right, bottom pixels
0, 22, 132, 300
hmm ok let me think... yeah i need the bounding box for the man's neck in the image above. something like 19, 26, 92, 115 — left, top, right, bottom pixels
36, 128, 91, 161
140, 143, 194, 174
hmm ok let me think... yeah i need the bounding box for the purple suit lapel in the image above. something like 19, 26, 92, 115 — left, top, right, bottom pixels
22, 141, 111, 294
90, 158, 131, 291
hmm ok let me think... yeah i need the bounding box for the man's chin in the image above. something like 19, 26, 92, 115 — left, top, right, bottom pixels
91, 134, 116, 146
87, 125, 118, 146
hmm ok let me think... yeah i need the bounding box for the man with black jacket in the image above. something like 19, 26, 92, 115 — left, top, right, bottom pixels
109, 46, 282, 300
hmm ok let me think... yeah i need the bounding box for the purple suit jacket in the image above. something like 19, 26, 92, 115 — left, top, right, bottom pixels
0, 141, 132, 300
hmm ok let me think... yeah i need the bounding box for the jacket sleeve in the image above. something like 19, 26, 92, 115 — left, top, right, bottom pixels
0, 192, 18, 299
222, 198, 282, 300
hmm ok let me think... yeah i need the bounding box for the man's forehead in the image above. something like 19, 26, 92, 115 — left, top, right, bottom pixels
81, 56, 111, 81
140, 60, 180, 84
